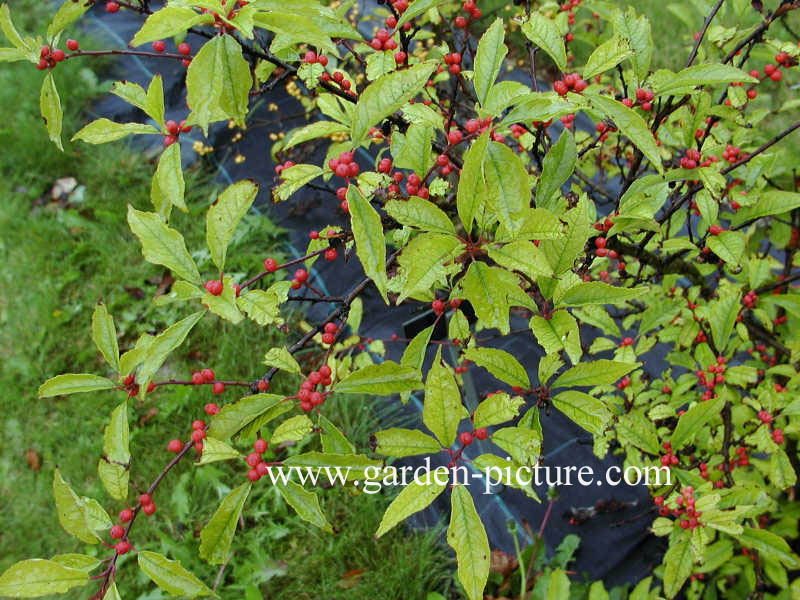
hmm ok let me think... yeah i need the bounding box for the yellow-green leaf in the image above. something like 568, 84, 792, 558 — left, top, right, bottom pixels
447, 485, 490, 600
127, 206, 201, 284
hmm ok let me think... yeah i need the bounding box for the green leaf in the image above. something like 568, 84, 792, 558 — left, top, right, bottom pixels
40, 73, 63, 151
72, 118, 159, 144
463, 347, 529, 389
237, 289, 283, 326
97, 460, 128, 502
662, 535, 694, 598
38, 373, 115, 398
91, 302, 119, 372
537, 128, 576, 212
273, 164, 323, 201
53, 469, 102, 544
484, 141, 528, 237
208, 393, 285, 440
551, 360, 641, 388
186, 34, 250, 134
491, 426, 542, 464
385, 197, 454, 234
447, 485, 490, 600
50, 554, 102, 573
616, 412, 660, 454
127, 206, 201, 284
1, 5, 31, 52
366, 50, 397, 81
131, 7, 212, 46
376, 475, 448, 538
390, 123, 435, 176
551, 391, 611, 436
271, 415, 313, 445
396, 232, 461, 303
547, 569, 571, 600
0, 559, 88, 598
395, 0, 444, 28
588, 93, 663, 174
0, 47, 25, 62
103, 583, 122, 600
653, 64, 757, 96
206, 180, 258, 271
583, 35, 632, 79
730, 191, 800, 227
346, 185, 389, 303
334, 361, 422, 395
613, 7, 652, 84
671, 395, 724, 449
472, 454, 540, 501
284, 120, 349, 150
521, 13, 566, 71
473, 393, 525, 428
197, 437, 240, 464
263, 347, 302, 374
539, 203, 591, 275
423, 349, 464, 447
473, 18, 507, 106
197, 483, 251, 566
372, 427, 441, 457
275, 480, 333, 532
351, 61, 436, 144
151, 143, 186, 220
99, 401, 130, 499
137, 311, 205, 387
495, 207, 562, 242
708, 287, 741, 352
283, 452, 382, 482
488, 241, 553, 280
319, 414, 355, 454
707, 231, 745, 268
457, 131, 489, 234
47, 0, 90, 38
739, 527, 799, 568
557, 282, 648, 307
138, 551, 215, 596
111, 80, 148, 113
461, 262, 512, 334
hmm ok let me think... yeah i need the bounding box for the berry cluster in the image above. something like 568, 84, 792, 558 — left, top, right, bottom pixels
302, 50, 328, 66
772, 428, 784, 444
163, 119, 191, 147
274, 159, 295, 175
121, 374, 155, 398
634, 87, 655, 111
455, 0, 481, 28
592, 236, 617, 259
204, 279, 223, 296
189, 368, 226, 394
36, 45, 66, 70
458, 427, 487, 446
659, 441, 679, 467
553, 73, 588, 96
679, 148, 702, 169
721, 144, 742, 163
619, 336, 634, 347
742, 289, 758, 309
244, 438, 271, 481
694, 356, 726, 401
289, 268, 309, 290
325, 71, 353, 95
443, 52, 462, 75
658, 486, 702, 529
297, 365, 333, 412
763, 63, 783, 82
329, 151, 359, 210
321, 322, 339, 345
593, 216, 614, 233
616, 376, 630, 390
368, 29, 398, 52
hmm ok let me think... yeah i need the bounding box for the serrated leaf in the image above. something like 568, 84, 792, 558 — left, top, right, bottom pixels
53, 469, 102, 544
50, 554, 102, 573
127, 206, 201, 284
739, 527, 799, 568
0, 559, 88, 598
473, 393, 525, 428
274, 164, 323, 201
521, 13, 566, 71
463, 347, 529, 389
588, 94, 663, 174
613, 7, 652, 84
137, 311, 205, 387
395, 0, 444, 27
583, 35, 632, 79
385, 197, 454, 234
347, 185, 388, 302
488, 241, 553, 279
491, 426, 541, 464
91, 302, 119, 371
396, 232, 461, 303
271, 415, 313, 445
72, 118, 159, 144
263, 347, 302, 374
552, 391, 611, 435
423, 349, 464, 447
351, 61, 436, 143
461, 262, 512, 334
376, 475, 447, 538
131, 7, 212, 47
275, 480, 333, 532
662, 534, 694, 598
206, 180, 258, 270
186, 34, 250, 134
99, 401, 130, 498
284, 120, 349, 149
40, 73, 63, 151
707, 231, 745, 268
372, 428, 441, 457
151, 143, 186, 220
730, 191, 800, 227
139, 551, 215, 596
334, 361, 422, 395
654, 64, 757, 96
237, 289, 283, 326
197, 437, 240, 464
551, 360, 641, 388
537, 128, 576, 212
38, 374, 115, 398
557, 282, 648, 307
474, 18, 507, 106
447, 485, 490, 600
197, 483, 251, 564
98, 461, 128, 501
208, 394, 285, 440
495, 207, 562, 242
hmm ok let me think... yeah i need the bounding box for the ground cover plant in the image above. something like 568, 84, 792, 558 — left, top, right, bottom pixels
2, 0, 800, 598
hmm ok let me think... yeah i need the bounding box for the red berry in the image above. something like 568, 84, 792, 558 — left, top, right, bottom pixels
253, 438, 268, 453
319, 365, 332, 377
167, 439, 182, 453
178, 42, 191, 56
432, 299, 445, 314
474, 427, 488, 440
191, 429, 205, 443
119, 508, 133, 523
321, 332, 335, 345
247, 469, 261, 482
459, 431, 473, 445
324, 248, 338, 261
105, 1, 120, 13
142, 502, 156, 516
295, 268, 308, 282
204, 280, 223, 296
152, 40, 165, 52
257, 379, 270, 392
138, 494, 152, 506
708, 224, 723, 236
115, 541, 131, 554
264, 257, 278, 272
66, 39, 79, 51
204, 403, 219, 415
192, 420, 205, 430
191, 372, 204, 385
394, 51, 407, 64
455, 15, 467, 28
110, 524, 125, 539
447, 130, 463, 145
212, 382, 225, 395
201, 368, 215, 382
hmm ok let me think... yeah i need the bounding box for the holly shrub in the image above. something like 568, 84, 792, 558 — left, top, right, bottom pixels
2, 0, 800, 598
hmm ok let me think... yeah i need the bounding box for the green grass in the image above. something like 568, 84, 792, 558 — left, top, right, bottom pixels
0, 7, 454, 599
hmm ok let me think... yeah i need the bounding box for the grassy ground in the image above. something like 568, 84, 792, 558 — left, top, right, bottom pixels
0, 5, 453, 599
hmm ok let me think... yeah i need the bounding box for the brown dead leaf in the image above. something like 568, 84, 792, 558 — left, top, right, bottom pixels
138, 407, 158, 426
337, 569, 364, 589
490, 549, 518, 577
25, 448, 41, 471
